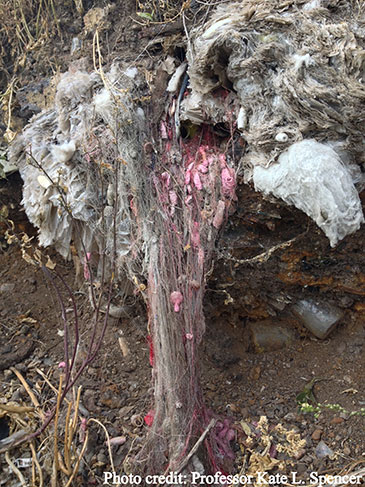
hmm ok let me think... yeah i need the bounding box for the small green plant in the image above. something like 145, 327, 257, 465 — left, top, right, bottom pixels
299, 402, 365, 419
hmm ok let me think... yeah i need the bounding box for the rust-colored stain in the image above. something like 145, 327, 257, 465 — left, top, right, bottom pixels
278, 250, 365, 295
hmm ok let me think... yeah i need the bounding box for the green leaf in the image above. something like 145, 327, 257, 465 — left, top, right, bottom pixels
136, 11, 154, 21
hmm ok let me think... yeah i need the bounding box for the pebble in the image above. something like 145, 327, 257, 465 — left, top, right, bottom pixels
240, 407, 249, 419
15, 363, 26, 372
97, 451, 107, 464
294, 448, 306, 460
0, 283, 15, 293
118, 405, 134, 418
315, 440, 334, 459
311, 429, 322, 441
3, 369, 13, 379
296, 462, 307, 475
83, 389, 100, 413
330, 416, 345, 425
283, 412, 297, 422
249, 321, 295, 352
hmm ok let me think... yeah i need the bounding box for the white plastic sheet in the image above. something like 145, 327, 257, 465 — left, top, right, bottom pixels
253, 140, 364, 246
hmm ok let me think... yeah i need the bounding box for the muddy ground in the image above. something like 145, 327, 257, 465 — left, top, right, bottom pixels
0, 1, 364, 485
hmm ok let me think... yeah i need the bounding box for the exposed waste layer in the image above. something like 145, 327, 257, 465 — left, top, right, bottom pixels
7, 0, 365, 480
9, 66, 146, 277
181, 0, 365, 245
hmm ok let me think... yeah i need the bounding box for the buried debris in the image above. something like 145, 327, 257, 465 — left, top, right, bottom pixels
292, 299, 344, 339
7, 0, 365, 480
184, 0, 365, 246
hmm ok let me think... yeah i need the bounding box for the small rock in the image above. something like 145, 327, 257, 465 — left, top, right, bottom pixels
249, 365, 261, 381
297, 462, 307, 475
249, 321, 295, 352
3, 369, 13, 380
294, 448, 306, 460
97, 452, 107, 464
118, 405, 134, 418
315, 440, 334, 459
15, 363, 26, 372
240, 407, 249, 419
339, 412, 349, 420
338, 296, 353, 308
83, 389, 100, 413
311, 429, 322, 441
123, 361, 137, 373
0, 283, 15, 293
283, 412, 297, 422
10, 386, 26, 402
330, 416, 345, 425
87, 367, 98, 376
343, 446, 351, 456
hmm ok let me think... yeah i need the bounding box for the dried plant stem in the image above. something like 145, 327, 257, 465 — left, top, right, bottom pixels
63, 431, 89, 487
10, 366, 42, 413
88, 418, 116, 474
30, 441, 44, 487
5, 451, 27, 487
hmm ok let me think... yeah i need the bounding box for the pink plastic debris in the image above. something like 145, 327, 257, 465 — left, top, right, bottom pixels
219, 153, 227, 168
212, 200, 226, 229
193, 171, 203, 190
185, 195, 193, 205
226, 429, 236, 442
185, 170, 191, 185
160, 121, 168, 139
58, 361, 66, 369
169, 190, 178, 206
170, 291, 183, 312
186, 333, 193, 340
221, 167, 236, 198
197, 164, 208, 174
161, 171, 171, 188
144, 410, 155, 427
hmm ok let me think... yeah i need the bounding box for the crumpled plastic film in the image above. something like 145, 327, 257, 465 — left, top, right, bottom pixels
253, 140, 364, 247
9, 65, 144, 270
